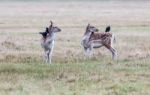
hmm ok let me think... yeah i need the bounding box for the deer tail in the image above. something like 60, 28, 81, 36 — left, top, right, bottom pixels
111, 34, 116, 48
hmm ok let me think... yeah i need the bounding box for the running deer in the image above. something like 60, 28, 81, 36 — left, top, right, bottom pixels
81, 24, 117, 60
40, 21, 61, 63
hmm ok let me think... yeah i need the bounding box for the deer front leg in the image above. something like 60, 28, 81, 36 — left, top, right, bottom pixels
48, 49, 52, 64
84, 46, 93, 59
44, 50, 49, 63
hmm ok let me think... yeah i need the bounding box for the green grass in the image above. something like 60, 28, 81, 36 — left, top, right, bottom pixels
0, 59, 149, 95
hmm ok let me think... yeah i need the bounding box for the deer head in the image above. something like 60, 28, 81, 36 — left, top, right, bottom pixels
48, 21, 61, 33
84, 24, 99, 35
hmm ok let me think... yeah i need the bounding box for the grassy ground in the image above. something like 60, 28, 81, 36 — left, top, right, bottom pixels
0, 60, 150, 95
0, 0, 150, 95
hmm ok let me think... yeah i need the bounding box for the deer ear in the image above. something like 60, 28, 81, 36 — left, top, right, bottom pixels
49, 21, 53, 28
86, 23, 90, 29
48, 21, 53, 32
50, 20, 53, 25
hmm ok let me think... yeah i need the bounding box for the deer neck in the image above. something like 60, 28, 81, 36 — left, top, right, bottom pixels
47, 32, 55, 40
81, 32, 92, 47
83, 32, 91, 40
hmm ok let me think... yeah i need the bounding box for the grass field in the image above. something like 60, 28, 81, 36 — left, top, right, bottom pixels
0, 0, 150, 95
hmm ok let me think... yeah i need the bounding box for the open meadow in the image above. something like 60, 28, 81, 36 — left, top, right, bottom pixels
0, 0, 150, 95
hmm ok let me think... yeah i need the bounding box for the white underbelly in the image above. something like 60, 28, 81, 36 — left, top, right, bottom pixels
92, 43, 103, 48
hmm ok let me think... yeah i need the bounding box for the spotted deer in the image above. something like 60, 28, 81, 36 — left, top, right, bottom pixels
81, 24, 117, 60
40, 21, 61, 63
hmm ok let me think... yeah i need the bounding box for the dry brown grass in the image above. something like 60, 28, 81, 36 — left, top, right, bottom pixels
0, 1, 150, 63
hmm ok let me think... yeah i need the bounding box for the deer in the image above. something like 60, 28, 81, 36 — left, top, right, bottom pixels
81, 24, 117, 60
40, 21, 61, 63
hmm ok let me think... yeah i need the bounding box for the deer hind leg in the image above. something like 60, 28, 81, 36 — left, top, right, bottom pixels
110, 47, 117, 60
105, 45, 117, 60
48, 48, 53, 64
111, 35, 117, 60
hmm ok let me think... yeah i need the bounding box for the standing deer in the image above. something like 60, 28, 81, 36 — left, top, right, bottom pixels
81, 24, 117, 60
40, 21, 61, 63
81, 24, 99, 57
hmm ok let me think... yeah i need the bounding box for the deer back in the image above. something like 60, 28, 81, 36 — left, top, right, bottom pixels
89, 32, 113, 47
